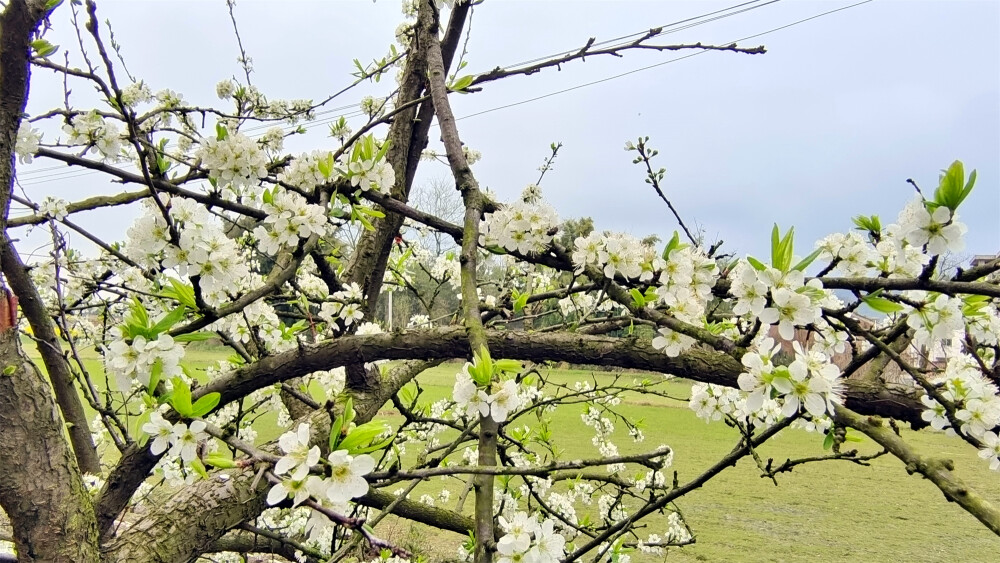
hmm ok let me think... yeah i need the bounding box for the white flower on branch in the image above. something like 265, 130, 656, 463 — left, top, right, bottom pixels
900, 200, 967, 256
195, 130, 268, 194
15, 122, 40, 164
276, 423, 321, 480
325, 450, 375, 503
62, 111, 123, 161
38, 196, 68, 220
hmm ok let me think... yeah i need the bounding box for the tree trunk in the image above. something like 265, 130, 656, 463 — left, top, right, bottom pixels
0, 329, 101, 562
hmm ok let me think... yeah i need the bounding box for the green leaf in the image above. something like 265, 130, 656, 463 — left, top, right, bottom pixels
31, 39, 59, 58
374, 138, 391, 163
861, 291, 905, 314
471, 346, 494, 386
513, 291, 529, 313
770, 224, 780, 268
960, 168, 977, 208
746, 256, 768, 271
348, 435, 394, 455
661, 231, 681, 260
822, 430, 835, 451
147, 359, 163, 396
495, 359, 522, 373
215, 122, 228, 141
191, 392, 221, 418
133, 410, 152, 440
129, 296, 150, 330
150, 306, 188, 336
776, 226, 795, 272
189, 458, 209, 479
337, 420, 391, 455
355, 205, 386, 219
204, 453, 236, 469
449, 74, 475, 92
629, 288, 646, 308
329, 414, 345, 451
934, 160, 964, 210
342, 396, 355, 428
317, 154, 332, 178
843, 430, 864, 443
791, 248, 823, 272
930, 160, 975, 212
170, 377, 193, 417
173, 331, 217, 343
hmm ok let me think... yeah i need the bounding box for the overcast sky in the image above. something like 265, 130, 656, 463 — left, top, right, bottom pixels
18, 0, 1000, 264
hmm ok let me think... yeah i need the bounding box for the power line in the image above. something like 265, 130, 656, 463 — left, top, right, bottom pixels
18, 1, 859, 188
234, 0, 784, 135
451, 0, 873, 123
497, 0, 777, 69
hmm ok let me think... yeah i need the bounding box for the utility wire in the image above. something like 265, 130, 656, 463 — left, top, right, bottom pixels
18, 1, 871, 188
18, 0, 779, 182
451, 0, 873, 123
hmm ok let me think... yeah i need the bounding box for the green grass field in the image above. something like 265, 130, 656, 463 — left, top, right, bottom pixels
30, 344, 1000, 562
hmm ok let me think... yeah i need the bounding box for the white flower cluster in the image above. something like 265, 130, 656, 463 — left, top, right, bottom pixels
266, 423, 377, 509
348, 158, 395, 193
897, 197, 967, 256
738, 339, 843, 419
481, 200, 560, 255
689, 382, 745, 423
919, 356, 1000, 470
407, 314, 431, 328
657, 245, 719, 301
966, 301, 1000, 348
319, 282, 365, 328
216, 79, 236, 100
105, 331, 184, 391
125, 197, 250, 306
279, 150, 335, 193
581, 405, 623, 471
429, 252, 461, 286
253, 188, 328, 255
558, 292, 596, 317
905, 293, 964, 350
219, 300, 287, 353
195, 130, 268, 195
452, 364, 522, 423
38, 196, 69, 220
143, 411, 209, 463
62, 111, 122, 160
652, 327, 695, 357
120, 81, 153, 107
572, 232, 644, 279
497, 512, 566, 563
259, 126, 286, 153
729, 265, 827, 340
816, 227, 929, 280
635, 512, 691, 553
15, 122, 41, 164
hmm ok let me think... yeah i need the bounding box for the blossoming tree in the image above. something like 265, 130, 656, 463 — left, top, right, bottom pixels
0, 0, 998, 562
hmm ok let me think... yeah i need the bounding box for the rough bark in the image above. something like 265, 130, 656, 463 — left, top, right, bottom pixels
0, 330, 101, 562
